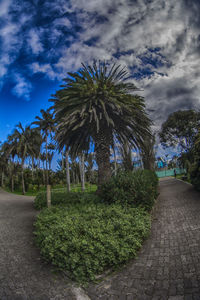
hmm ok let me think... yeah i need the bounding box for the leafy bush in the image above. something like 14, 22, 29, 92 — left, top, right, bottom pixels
99, 170, 158, 211
189, 162, 200, 191
34, 190, 99, 210
34, 204, 150, 283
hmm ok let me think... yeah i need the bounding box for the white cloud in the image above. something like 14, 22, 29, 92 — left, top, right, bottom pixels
0, 0, 11, 17
28, 29, 44, 55
30, 62, 57, 80
12, 74, 32, 101
0, 0, 199, 118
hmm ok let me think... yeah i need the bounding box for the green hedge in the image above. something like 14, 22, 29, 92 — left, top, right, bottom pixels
34, 204, 150, 283
34, 190, 99, 210
99, 170, 158, 211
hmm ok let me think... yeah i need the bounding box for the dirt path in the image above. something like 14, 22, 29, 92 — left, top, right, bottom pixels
86, 178, 200, 300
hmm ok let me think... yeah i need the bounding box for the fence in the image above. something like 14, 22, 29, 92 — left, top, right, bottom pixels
156, 168, 186, 178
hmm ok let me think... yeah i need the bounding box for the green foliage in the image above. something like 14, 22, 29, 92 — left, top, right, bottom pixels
52, 61, 151, 156
34, 189, 98, 210
34, 204, 150, 283
189, 132, 200, 190
99, 170, 158, 211
159, 109, 200, 151
188, 162, 200, 190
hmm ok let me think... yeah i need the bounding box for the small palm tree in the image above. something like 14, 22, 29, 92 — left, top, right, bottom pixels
32, 108, 55, 185
51, 61, 151, 191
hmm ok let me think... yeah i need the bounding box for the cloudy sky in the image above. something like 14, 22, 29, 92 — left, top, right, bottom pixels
0, 0, 200, 144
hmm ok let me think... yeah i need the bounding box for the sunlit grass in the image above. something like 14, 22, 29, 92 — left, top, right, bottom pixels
4, 183, 97, 196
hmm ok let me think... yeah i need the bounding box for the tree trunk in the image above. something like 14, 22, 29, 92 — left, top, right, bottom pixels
113, 147, 117, 176
1, 170, 4, 187
21, 158, 25, 195
31, 156, 34, 179
61, 150, 64, 170
38, 155, 40, 169
80, 153, 85, 191
47, 184, 51, 208
11, 175, 14, 192
95, 131, 111, 192
45, 135, 49, 185
42, 161, 45, 185
65, 150, 71, 192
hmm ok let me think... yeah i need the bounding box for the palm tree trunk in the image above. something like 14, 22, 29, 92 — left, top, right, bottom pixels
11, 175, 14, 192
21, 158, 25, 195
61, 150, 64, 170
1, 170, 4, 187
95, 131, 111, 192
31, 156, 34, 179
65, 150, 71, 192
45, 135, 49, 185
42, 161, 45, 185
80, 153, 85, 191
38, 156, 40, 169
113, 147, 117, 176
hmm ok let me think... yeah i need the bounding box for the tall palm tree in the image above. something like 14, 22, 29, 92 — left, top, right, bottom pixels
65, 148, 71, 192
51, 61, 151, 191
79, 153, 85, 191
0, 142, 10, 187
85, 153, 94, 183
9, 123, 35, 194
140, 135, 156, 170
29, 128, 43, 178
32, 108, 55, 185
119, 142, 134, 171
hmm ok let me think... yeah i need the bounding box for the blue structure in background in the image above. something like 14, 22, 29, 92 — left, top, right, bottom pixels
156, 168, 186, 178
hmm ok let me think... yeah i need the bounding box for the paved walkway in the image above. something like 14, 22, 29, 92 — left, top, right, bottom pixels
0, 189, 78, 300
1, 179, 200, 300
86, 178, 200, 300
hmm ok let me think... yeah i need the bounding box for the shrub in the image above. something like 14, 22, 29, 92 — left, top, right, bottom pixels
189, 162, 200, 191
34, 204, 150, 283
99, 170, 158, 211
34, 190, 100, 210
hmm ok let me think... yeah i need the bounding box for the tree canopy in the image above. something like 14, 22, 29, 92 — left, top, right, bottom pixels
51, 61, 152, 190
159, 110, 200, 151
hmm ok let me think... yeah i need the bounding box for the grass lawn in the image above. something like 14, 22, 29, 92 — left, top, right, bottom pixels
4, 183, 97, 196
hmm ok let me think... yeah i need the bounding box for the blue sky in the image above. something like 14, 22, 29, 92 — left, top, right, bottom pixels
0, 0, 200, 166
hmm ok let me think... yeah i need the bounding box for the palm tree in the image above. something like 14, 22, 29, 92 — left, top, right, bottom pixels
140, 135, 156, 170
40, 152, 46, 185
79, 153, 85, 191
65, 148, 71, 192
32, 108, 55, 185
0, 142, 10, 187
51, 61, 151, 191
29, 128, 43, 179
119, 142, 134, 171
85, 153, 94, 183
9, 123, 35, 194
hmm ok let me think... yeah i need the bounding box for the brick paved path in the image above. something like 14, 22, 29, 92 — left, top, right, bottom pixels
86, 178, 200, 300
0, 189, 77, 300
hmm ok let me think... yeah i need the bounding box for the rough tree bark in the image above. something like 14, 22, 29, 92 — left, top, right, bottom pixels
21, 158, 25, 195
95, 130, 111, 192
65, 149, 71, 192
45, 135, 49, 186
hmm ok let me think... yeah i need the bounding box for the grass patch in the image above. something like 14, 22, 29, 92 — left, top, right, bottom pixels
4, 183, 97, 197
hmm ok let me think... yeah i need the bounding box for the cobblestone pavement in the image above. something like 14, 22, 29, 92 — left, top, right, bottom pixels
86, 178, 200, 300
0, 189, 78, 300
